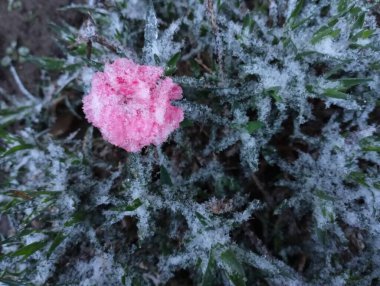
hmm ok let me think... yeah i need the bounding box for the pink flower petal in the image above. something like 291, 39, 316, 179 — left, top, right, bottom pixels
82, 58, 184, 152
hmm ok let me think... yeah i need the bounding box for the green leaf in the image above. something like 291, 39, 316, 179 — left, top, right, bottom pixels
27, 56, 66, 71
349, 7, 362, 17
311, 27, 340, 44
217, 0, 222, 10
83, 59, 103, 70
290, 16, 313, 30
353, 12, 365, 30
347, 172, 369, 187
245, 121, 264, 134
1, 144, 33, 157
180, 119, 194, 128
359, 136, 380, 153
154, 54, 161, 64
289, 0, 305, 20
220, 249, 246, 286
324, 65, 345, 79
121, 275, 127, 285
323, 88, 347, 99
362, 146, 380, 152
0, 106, 31, 117
351, 29, 375, 41
195, 212, 208, 226
1, 198, 23, 213
167, 52, 181, 68
305, 84, 314, 93
327, 18, 339, 27
111, 198, 143, 212
164, 66, 177, 76
160, 166, 173, 186
201, 251, 217, 286
339, 77, 372, 89
0, 127, 8, 138
64, 211, 86, 227
0, 278, 31, 286
314, 190, 335, 201
264, 86, 282, 102
10, 241, 47, 259
338, 0, 348, 13
47, 233, 66, 258
72, 43, 90, 57
165, 52, 181, 75
242, 15, 254, 32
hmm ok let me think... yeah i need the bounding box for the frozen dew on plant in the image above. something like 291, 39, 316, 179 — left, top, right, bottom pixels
82, 58, 184, 152
1, 0, 380, 285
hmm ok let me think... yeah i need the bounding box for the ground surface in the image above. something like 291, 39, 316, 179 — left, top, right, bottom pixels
0, 0, 83, 94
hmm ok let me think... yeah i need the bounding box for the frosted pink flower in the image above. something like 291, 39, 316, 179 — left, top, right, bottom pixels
82, 58, 184, 152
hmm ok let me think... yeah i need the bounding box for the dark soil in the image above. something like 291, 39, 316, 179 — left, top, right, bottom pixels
0, 0, 84, 95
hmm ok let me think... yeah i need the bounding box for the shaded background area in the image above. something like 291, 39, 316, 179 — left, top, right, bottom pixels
0, 0, 84, 95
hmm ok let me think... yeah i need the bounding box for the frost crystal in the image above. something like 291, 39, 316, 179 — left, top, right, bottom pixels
2, 0, 380, 285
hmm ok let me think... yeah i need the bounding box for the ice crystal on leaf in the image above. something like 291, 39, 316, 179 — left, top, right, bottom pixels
2, 0, 380, 285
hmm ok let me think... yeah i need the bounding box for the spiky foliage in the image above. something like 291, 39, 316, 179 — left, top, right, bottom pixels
1, 0, 380, 285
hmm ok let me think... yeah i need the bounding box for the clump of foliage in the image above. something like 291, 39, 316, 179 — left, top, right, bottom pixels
1, 0, 380, 285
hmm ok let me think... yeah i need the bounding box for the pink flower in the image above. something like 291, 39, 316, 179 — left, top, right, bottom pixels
82, 58, 184, 152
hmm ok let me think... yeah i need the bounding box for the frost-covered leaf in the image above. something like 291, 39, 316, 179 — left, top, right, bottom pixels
1, 144, 33, 157
2, 0, 380, 284
311, 27, 340, 44
10, 241, 47, 259
111, 198, 143, 212
64, 211, 86, 227
143, 1, 159, 65
47, 233, 66, 258
27, 56, 66, 71
165, 52, 181, 75
160, 166, 173, 186
289, 0, 305, 21
220, 249, 246, 286
323, 88, 348, 99
245, 121, 264, 134
339, 77, 372, 89
201, 251, 217, 286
